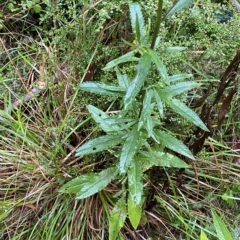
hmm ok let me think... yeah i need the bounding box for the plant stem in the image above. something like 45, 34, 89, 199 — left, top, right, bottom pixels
151, 0, 163, 49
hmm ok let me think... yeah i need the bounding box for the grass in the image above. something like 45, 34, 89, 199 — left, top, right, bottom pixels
0, 0, 240, 239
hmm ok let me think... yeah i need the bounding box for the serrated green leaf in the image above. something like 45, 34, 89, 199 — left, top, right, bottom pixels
129, 3, 145, 42
79, 82, 125, 96
200, 230, 209, 240
109, 196, 127, 240
115, 67, 129, 88
211, 210, 233, 240
128, 159, 143, 204
167, 98, 209, 131
75, 134, 124, 157
124, 53, 151, 111
120, 125, 141, 173
155, 130, 195, 160
128, 195, 142, 229
153, 88, 164, 118
169, 74, 193, 83
147, 48, 169, 84
161, 82, 200, 96
166, 46, 187, 53
165, 0, 194, 19
103, 51, 139, 70
59, 167, 118, 199
87, 105, 119, 133
138, 89, 153, 130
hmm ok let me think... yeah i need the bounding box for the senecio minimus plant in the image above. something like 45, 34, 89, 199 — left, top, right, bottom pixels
60, 0, 208, 239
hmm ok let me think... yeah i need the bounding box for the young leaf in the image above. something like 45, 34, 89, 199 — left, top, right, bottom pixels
87, 105, 119, 133
59, 167, 118, 199
165, 0, 194, 19
161, 82, 200, 97
79, 82, 125, 96
166, 98, 208, 131
153, 89, 164, 117
155, 130, 195, 160
200, 230, 209, 240
103, 51, 139, 70
109, 196, 127, 240
128, 159, 143, 205
169, 73, 193, 83
147, 48, 169, 84
120, 125, 141, 173
128, 195, 142, 230
129, 2, 145, 43
138, 89, 153, 130
115, 67, 129, 88
166, 46, 187, 53
75, 134, 124, 157
211, 210, 233, 240
124, 53, 151, 111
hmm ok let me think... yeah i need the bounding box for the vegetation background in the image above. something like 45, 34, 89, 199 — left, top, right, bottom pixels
0, 0, 240, 239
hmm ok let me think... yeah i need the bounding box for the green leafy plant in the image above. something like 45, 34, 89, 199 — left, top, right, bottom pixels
60, 0, 208, 238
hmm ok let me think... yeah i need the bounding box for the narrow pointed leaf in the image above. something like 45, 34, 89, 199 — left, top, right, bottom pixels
128, 196, 142, 229
166, 46, 187, 53
165, 0, 194, 19
79, 82, 125, 95
155, 130, 195, 160
115, 67, 129, 88
76, 134, 124, 157
124, 53, 151, 111
103, 51, 139, 70
147, 49, 169, 84
128, 159, 143, 205
169, 74, 193, 83
200, 230, 209, 240
109, 196, 127, 240
153, 88, 164, 117
59, 167, 118, 199
120, 125, 140, 173
167, 98, 208, 131
138, 89, 153, 130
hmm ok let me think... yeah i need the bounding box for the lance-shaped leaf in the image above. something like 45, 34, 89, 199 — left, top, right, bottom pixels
169, 73, 193, 83
147, 48, 169, 84
200, 230, 209, 240
165, 0, 194, 19
79, 82, 125, 96
128, 195, 142, 229
160, 81, 200, 97
103, 51, 139, 70
155, 130, 195, 160
129, 2, 145, 43
167, 98, 208, 131
119, 125, 140, 173
166, 46, 187, 53
87, 105, 120, 133
109, 196, 127, 240
59, 167, 118, 199
76, 134, 124, 157
138, 89, 153, 130
153, 88, 164, 118
128, 159, 143, 205
115, 67, 129, 88
124, 53, 151, 111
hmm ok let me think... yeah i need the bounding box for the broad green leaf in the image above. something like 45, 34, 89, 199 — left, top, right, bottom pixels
87, 105, 119, 133
128, 195, 142, 229
59, 167, 118, 199
200, 230, 209, 240
79, 82, 125, 96
161, 82, 200, 96
115, 67, 129, 88
155, 130, 195, 160
129, 2, 145, 43
169, 74, 193, 83
166, 46, 187, 53
153, 89, 164, 117
103, 51, 139, 70
128, 159, 143, 205
211, 210, 233, 240
167, 98, 208, 131
147, 48, 169, 84
138, 89, 153, 130
109, 196, 127, 240
75, 134, 124, 157
165, 0, 194, 19
124, 53, 151, 111
120, 125, 140, 173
